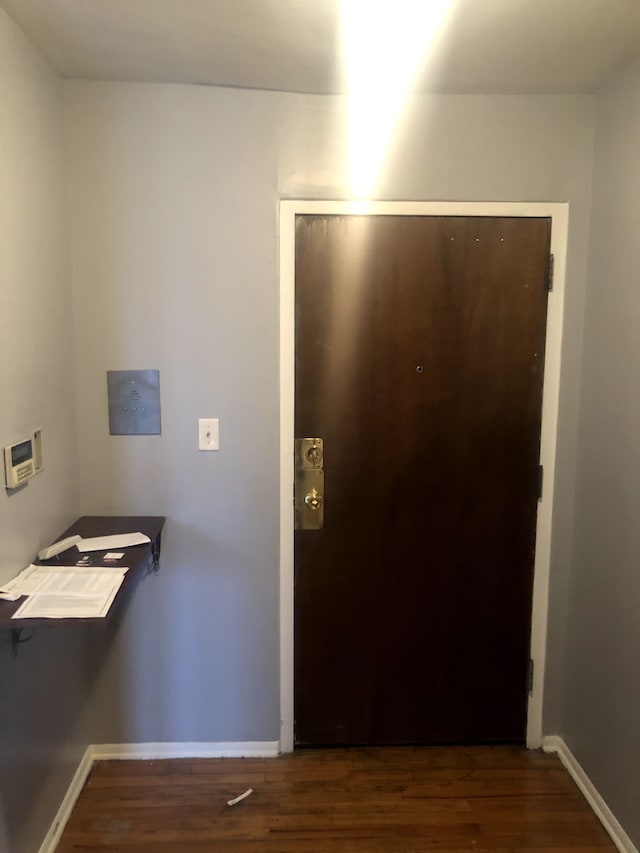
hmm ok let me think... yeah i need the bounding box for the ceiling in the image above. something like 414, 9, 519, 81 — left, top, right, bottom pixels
2, 0, 640, 95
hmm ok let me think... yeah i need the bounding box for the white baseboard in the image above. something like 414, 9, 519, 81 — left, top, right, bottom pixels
38, 746, 94, 853
91, 741, 280, 760
39, 741, 279, 852
542, 736, 638, 853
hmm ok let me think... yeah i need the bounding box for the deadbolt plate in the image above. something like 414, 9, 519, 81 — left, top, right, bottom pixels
295, 437, 324, 470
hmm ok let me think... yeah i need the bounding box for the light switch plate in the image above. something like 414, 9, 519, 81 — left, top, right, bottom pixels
198, 418, 219, 451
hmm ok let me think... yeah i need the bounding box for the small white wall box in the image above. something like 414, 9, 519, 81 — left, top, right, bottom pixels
4, 437, 36, 489
32, 427, 44, 473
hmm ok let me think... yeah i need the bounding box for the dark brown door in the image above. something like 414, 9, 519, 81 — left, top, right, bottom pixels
294, 215, 551, 746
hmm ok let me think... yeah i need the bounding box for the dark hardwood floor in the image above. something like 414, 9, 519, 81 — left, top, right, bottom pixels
57, 746, 616, 851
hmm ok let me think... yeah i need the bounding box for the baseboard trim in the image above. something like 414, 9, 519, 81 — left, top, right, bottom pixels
39, 741, 279, 852
542, 736, 638, 853
38, 746, 95, 853
91, 741, 280, 760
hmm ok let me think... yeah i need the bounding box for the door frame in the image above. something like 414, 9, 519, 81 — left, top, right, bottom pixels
279, 200, 569, 752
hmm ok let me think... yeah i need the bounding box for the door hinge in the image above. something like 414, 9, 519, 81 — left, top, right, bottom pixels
537, 465, 544, 501
546, 253, 554, 292
527, 658, 535, 695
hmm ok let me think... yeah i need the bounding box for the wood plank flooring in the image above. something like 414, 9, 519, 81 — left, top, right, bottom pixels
57, 746, 616, 852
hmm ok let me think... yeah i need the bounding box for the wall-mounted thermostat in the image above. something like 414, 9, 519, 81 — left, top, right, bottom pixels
4, 430, 44, 490
5, 438, 35, 489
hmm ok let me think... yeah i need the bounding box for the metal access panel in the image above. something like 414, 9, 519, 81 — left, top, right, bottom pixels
107, 370, 161, 435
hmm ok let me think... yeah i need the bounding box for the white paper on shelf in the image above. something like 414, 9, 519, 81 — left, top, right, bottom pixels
12, 583, 122, 619
1, 565, 128, 598
5, 563, 129, 619
0, 591, 20, 601
76, 532, 151, 552
1, 564, 40, 596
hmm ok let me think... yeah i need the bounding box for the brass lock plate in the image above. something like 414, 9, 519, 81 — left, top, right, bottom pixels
295, 438, 324, 530
295, 467, 324, 530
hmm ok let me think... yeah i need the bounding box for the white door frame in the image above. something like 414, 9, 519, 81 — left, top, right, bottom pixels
279, 200, 568, 752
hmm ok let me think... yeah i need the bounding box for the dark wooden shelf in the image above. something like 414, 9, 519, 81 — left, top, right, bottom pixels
0, 515, 165, 629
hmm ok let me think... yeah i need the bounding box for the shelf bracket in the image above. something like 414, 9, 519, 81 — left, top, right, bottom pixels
11, 627, 34, 657
150, 532, 162, 573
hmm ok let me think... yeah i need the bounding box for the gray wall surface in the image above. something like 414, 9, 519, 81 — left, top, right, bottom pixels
0, 10, 81, 853
562, 56, 640, 846
65, 82, 596, 744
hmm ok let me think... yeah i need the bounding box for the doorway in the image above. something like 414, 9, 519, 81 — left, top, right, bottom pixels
280, 201, 568, 752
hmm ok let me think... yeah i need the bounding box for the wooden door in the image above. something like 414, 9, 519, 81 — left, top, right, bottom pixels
294, 215, 551, 746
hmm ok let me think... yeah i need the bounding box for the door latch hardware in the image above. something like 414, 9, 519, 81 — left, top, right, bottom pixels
295, 438, 324, 529
304, 488, 322, 510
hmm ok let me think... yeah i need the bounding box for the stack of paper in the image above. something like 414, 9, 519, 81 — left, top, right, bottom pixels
76, 532, 150, 552
1, 564, 128, 619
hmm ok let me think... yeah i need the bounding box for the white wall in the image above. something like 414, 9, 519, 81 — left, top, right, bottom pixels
0, 9, 81, 853
562, 57, 640, 846
0, 11, 77, 580
65, 82, 596, 745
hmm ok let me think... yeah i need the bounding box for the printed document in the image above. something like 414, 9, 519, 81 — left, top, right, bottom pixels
3, 564, 128, 619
